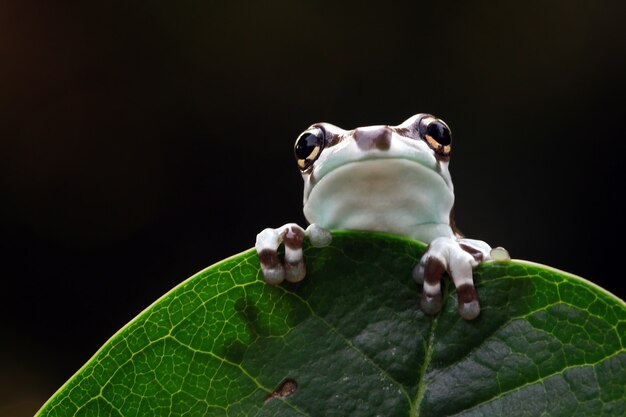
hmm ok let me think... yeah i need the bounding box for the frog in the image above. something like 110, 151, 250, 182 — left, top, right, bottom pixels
255, 113, 509, 320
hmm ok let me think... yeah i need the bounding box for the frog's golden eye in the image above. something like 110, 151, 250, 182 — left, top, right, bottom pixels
418, 116, 452, 157
294, 127, 325, 171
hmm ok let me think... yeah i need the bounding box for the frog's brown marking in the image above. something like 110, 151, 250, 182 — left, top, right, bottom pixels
282, 226, 304, 248
258, 249, 280, 269
392, 126, 415, 140
423, 255, 445, 287
353, 125, 392, 151
264, 378, 298, 404
326, 131, 344, 147
457, 283, 477, 304
459, 242, 484, 262
310, 122, 346, 148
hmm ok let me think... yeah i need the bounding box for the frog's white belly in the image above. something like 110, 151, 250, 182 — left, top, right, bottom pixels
303, 159, 455, 243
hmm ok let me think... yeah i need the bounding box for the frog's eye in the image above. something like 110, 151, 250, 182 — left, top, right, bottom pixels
294, 127, 325, 170
418, 117, 452, 157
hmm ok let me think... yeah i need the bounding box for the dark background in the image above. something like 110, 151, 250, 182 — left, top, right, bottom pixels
2, 1, 625, 415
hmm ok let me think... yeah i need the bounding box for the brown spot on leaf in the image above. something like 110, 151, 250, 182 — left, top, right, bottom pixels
264, 378, 298, 404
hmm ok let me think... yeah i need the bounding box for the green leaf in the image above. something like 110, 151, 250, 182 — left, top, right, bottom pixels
37, 231, 626, 417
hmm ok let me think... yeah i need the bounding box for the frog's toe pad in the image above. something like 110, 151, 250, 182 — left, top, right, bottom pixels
490, 246, 511, 261
284, 260, 306, 283
411, 262, 425, 284
459, 300, 480, 320
306, 224, 332, 247
421, 292, 442, 315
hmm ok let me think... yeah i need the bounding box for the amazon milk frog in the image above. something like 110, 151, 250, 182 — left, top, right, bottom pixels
256, 114, 508, 320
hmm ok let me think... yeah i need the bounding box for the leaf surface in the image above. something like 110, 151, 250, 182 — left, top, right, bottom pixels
37, 231, 626, 416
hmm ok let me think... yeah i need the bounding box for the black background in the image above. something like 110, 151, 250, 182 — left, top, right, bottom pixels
2, 1, 625, 415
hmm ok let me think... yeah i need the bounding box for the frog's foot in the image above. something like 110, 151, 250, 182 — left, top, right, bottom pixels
255, 224, 332, 285
412, 237, 492, 320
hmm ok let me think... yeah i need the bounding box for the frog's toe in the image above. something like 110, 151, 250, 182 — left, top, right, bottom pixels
418, 254, 445, 316
459, 300, 480, 320
411, 260, 425, 284
449, 257, 482, 320
256, 224, 309, 285
457, 283, 480, 320
306, 224, 332, 247
282, 225, 306, 282
449, 252, 482, 320
256, 227, 286, 285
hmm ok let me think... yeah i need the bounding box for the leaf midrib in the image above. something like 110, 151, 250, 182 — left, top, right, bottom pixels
412, 311, 438, 417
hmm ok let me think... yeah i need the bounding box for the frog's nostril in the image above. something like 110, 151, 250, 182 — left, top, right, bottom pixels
354, 126, 392, 151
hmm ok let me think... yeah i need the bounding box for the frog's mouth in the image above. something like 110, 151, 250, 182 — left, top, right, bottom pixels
303, 157, 455, 232
304, 150, 451, 205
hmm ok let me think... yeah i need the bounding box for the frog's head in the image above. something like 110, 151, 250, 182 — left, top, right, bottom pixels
294, 114, 454, 209
293, 114, 457, 234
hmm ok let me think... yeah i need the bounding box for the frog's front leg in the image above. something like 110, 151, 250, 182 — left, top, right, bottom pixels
256, 223, 332, 285
413, 237, 495, 320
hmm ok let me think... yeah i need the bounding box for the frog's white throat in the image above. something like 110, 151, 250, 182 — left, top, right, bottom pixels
303, 158, 455, 243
